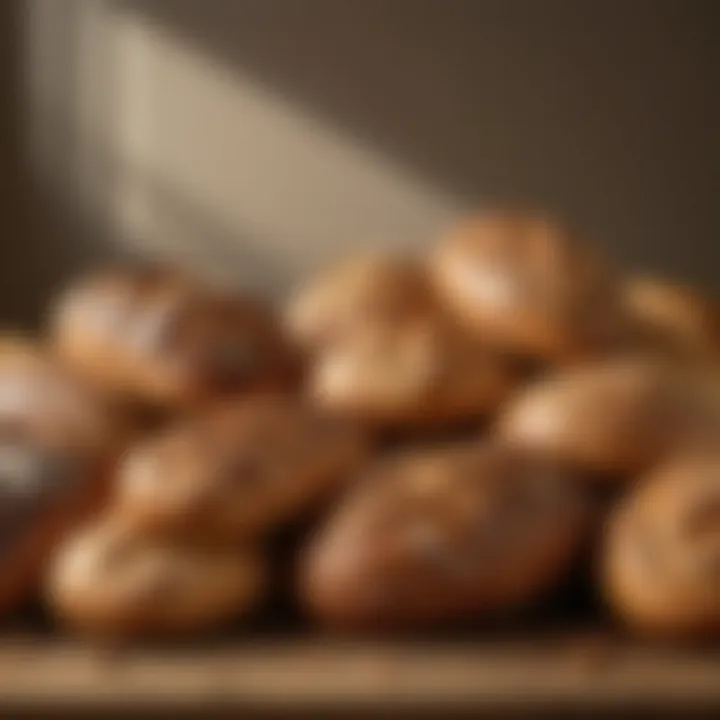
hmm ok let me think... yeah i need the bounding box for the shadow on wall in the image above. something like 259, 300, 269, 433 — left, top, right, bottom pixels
116, 0, 720, 288
0, 0, 77, 327
1, 1, 116, 326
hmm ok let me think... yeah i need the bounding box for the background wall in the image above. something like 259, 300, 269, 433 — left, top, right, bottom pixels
0, 1, 24, 322
5, 0, 720, 324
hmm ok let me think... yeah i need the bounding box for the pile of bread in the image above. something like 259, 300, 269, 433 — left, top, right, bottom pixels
2, 208, 720, 641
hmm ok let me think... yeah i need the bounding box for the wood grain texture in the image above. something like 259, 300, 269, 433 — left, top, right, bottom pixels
0, 636, 719, 715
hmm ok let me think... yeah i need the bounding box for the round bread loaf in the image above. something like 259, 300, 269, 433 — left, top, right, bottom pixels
50, 265, 295, 410
603, 453, 720, 638
301, 442, 589, 631
0, 340, 122, 616
285, 254, 435, 352
46, 517, 265, 638
430, 210, 624, 362
308, 317, 515, 429
113, 395, 366, 543
495, 358, 716, 479
622, 275, 719, 364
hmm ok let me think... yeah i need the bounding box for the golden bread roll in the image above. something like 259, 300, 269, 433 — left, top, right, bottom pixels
301, 442, 588, 630
431, 210, 624, 362
285, 254, 435, 352
496, 358, 717, 479
308, 318, 515, 429
46, 517, 265, 638
114, 395, 366, 543
50, 265, 295, 410
622, 275, 719, 364
604, 452, 720, 638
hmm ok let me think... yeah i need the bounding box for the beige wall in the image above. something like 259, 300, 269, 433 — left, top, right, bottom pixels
106, 6, 462, 297
9, 0, 720, 322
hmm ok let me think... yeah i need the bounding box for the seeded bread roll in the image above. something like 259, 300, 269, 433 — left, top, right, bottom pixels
430, 210, 624, 363
301, 442, 589, 631
604, 453, 720, 638
50, 265, 295, 410
0, 340, 122, 616
46, 517, 265, 639
114, 395, 366, 543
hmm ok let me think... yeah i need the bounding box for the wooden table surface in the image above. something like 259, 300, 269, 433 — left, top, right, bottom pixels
1, 634, 719, 717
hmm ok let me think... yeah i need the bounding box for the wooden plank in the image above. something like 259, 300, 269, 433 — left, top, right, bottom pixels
0, 636, 719, 714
